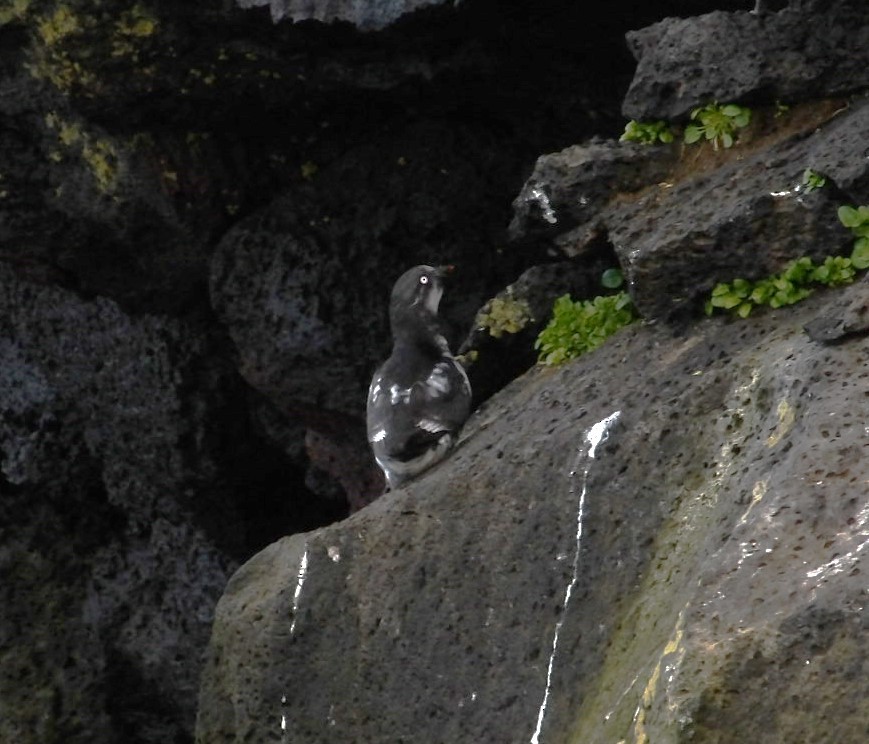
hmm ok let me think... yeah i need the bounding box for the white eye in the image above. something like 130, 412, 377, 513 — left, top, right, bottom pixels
419, 275, 429, 285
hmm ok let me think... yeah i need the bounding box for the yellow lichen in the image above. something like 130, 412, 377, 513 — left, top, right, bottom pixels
36, 6, 80, 46
116, 5, 157, 37
766, 399, 795, 447
82, 140, 118, 193
46, 113, 120, 194
28, 24, 97, 93
0, 0, 31, 26
476, 296, 533, 338
57, 122, 81, 146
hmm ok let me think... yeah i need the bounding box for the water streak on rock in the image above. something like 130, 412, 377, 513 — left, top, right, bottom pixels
289, 547, 309, 636
530, 410, 621, 744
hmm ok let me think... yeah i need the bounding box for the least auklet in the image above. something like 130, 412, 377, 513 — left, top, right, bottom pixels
367, 265, 472, 489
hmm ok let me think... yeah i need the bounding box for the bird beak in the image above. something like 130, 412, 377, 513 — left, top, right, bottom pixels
435, 265, 455, 279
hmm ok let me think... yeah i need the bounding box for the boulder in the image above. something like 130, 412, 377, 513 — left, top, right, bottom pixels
0, 264, 321, 741
197, 278, 869, 743
623, 0, 869, 121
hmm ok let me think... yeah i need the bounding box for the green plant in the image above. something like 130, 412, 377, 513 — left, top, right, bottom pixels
535, 292, 637, 365
838, 205, 869, 269
684, 103, 751, 150
705, 255, 858, 318
801, 168, 826, 192
620, 120, 675, 145
475, 296, 533, 338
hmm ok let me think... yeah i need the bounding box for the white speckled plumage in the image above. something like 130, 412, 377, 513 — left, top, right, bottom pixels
366, 265, 472, 489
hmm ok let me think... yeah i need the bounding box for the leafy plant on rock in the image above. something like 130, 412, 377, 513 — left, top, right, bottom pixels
705, 255, 858, 318
620, 120, 675, 145
801, 168, 826, 192
684, 103, 751, 150
837, 205, 869, 269
535, 292, 637, 365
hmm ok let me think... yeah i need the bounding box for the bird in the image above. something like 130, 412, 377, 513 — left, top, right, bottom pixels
367, 265, 472, 489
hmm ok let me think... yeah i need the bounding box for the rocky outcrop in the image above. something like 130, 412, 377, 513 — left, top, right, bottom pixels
623, 0, 869, 120
197, 279, 869, 743
511, 99, 869, 320
3, 0, 868, 741
197, 2, 869, 742
0, 0, 657, 739
0, 265, 233, 741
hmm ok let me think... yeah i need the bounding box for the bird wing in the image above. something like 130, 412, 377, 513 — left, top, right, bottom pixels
367, 356, 471, 462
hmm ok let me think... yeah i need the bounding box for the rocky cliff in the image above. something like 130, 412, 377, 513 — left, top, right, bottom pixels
199, 279, 869, 743
197, 1, 869, 742
2, 0, 868, 742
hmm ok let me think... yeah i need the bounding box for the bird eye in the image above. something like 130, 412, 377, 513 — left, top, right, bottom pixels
419, 275, 429, 285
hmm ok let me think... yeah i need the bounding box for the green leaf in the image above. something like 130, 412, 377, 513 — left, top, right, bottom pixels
838, 205, 861, 228
721, 104, 743, 117
711, 292, 742, 309
811, 265, 830, 283
733, 109, 751, 128
720, 132, 733, 149
736, 302, 752, 318
684, 125, 702, 144
851, 236, 869, 269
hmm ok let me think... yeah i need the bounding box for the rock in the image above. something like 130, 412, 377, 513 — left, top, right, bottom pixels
611, 141, 849, 320
0, 265, 325, 741
209, 123, 526, 418
197, 279, 869, 744
237, 0, 451, 31
623, 0, 869, 121
507, 138, 677, 250
509, 100, 869, 320
804, 274, 869, 342
612, 102, 869, 319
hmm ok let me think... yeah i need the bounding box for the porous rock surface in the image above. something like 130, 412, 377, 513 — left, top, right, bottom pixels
512, 99, 869, 319
197, 280, 869, 743
0, 264, 340, 741
3, 0, 868, 741
623, 0, 869, 120
0, 265, 234, 741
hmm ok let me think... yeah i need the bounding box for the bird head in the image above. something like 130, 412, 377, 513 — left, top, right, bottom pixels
388, 265, 454, 335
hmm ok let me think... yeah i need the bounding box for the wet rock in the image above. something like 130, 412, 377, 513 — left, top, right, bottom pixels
197, 279, 869, 744
623, 0, 869, 121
